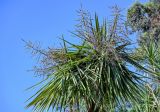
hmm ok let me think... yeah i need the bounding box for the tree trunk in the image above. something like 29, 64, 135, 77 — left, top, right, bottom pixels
88, 101, 99, 112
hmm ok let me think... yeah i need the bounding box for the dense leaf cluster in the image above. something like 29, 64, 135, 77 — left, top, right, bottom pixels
26, 8, 150, 112
127, 2, 160, 45
26, 3, 160, 112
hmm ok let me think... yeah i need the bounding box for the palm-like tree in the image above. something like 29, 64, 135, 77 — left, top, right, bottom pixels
26, 8, 148, 112
127, 1, 160, 111
127, 41, 160, 112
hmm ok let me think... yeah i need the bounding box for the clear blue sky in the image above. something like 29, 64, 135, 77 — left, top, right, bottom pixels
0, 0, 147, 112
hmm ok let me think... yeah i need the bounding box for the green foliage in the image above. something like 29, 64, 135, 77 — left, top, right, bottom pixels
128, 84, 160, 112
127, 1, 160, 110
26, 8, 148, 112
150, 0, 160, 3
25, 1, 160, 111
127, 2, 148, 32
127, 2, 160, 45
128, 41, 160, 112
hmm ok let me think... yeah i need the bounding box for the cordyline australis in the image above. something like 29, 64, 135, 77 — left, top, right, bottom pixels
25, 7, 153, 112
